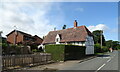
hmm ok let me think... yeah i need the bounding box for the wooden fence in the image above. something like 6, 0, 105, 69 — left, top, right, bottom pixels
2, 53, 51, 70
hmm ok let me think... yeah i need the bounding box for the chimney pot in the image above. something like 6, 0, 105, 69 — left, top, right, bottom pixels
74, 20, 77, 27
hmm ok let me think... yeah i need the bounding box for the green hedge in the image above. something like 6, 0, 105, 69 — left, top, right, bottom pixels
45, 44, 65, 61
45, 44, 86, 61
65, 45, 85, 60
94, 43, 101, 53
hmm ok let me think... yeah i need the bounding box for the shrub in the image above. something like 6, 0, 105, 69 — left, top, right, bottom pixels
45, 44, 65, 61
32, 49, 37, 52
45, 44, 86, 61
94, 43, 101, 53
101, 46, 109, 52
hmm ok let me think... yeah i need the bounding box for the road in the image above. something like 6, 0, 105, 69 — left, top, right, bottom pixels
18, 51, 119, 72
61, 50, 118, 71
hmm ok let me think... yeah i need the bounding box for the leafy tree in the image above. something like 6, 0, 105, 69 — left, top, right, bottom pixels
62, 25, 66, 29
112, 41, 119, 50
116, 45, 120, 50
105, 40, 119, 50
105, 40, 113, 48
92, 30, 106, 46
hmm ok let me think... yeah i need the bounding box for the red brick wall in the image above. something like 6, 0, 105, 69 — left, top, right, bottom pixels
7, 32, 23, 44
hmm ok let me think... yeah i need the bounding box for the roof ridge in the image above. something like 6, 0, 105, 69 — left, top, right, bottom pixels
83, 26, 93, 36
49, 25, 85, 32
6, 29, 32, 36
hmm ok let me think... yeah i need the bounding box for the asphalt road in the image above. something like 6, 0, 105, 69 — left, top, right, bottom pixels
18, 51, 119, 72
61, 51, 118, 71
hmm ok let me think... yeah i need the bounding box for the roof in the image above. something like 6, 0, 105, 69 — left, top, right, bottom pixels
33, 35, 43, 40
6, 30, 32, 37
42, 25, 93, 44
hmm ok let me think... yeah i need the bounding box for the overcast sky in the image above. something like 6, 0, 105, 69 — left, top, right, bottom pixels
0, 1, 118, 41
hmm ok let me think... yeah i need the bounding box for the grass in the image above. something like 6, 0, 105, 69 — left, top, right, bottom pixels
95, 51, 109, 55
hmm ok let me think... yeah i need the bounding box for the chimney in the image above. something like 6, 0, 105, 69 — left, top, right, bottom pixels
74, 20, 77, 27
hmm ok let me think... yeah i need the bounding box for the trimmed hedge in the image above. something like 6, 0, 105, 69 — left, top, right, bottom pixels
45, 44, 86, 61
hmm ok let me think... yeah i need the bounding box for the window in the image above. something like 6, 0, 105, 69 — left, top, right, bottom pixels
56, 38, 59, 42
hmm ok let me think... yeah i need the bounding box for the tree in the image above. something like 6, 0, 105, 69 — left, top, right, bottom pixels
105, 40, 113, 48
92, 30, 106, 46
106, 40, 119, 50
62, 25, 66, 29
112, 41, 119, 50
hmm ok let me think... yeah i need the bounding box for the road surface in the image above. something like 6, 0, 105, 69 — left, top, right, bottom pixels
61, 50, 118, 71
18, 51, 119, 72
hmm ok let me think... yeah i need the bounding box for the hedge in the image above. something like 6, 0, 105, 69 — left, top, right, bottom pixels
45, 44, 86, 61
94, 43, 101, 53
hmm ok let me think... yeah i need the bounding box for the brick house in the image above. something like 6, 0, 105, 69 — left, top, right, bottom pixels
33, 35, 43, 45
6, 30, 43, 45
42, 20, 94, 55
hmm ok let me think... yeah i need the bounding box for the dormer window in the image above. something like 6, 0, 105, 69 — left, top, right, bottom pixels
55, 34, 61, 44
56, 38, 59, 42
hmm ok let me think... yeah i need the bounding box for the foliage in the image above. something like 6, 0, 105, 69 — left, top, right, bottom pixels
105, 40, 119, 50
92, 30, 106, 46
112, 41, 119, 50
116, 45, 120, 50
105, 40, 113, 48
32, 49, 37, 52
94, 43, 101, 53
30, 44, 38, 50
101, 46, 109, 52
45, 44, 86, 61
2, 44, 32, 55
62, 25, 66, 29
45, 44, 65, 61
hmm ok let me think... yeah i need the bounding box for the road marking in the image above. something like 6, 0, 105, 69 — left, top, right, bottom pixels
107, 58, 111, 62
95, 63, 106, 72
97, 63, 106, 70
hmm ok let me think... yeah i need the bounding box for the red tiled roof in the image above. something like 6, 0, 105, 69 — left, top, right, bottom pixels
42, 25, 93, 44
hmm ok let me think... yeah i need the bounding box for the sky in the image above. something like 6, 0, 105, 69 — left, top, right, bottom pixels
0, 1, 118, 41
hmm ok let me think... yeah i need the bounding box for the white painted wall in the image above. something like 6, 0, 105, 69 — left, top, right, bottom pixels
85, 35, 94, 55
71, 42, 85, 46
55, 34, 60, 44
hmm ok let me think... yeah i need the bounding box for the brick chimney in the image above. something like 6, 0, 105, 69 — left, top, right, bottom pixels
74, 20, 77, 27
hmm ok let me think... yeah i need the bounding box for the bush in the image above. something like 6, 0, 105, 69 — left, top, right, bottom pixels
94, 43, 101, 53
101, 46, 109, 52
32, 49, 37, 52
2, 44, 29, 55
45, 44, 65, 61
45, 44, 86, 61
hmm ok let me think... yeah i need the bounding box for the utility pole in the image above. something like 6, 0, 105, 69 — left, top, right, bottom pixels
101, 30, 103, 49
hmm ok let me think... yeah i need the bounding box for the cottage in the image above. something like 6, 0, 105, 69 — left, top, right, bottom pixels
6, 30, 43, 45
42, 20, 94, 55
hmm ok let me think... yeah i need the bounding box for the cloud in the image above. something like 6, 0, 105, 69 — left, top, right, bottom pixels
0, 2, 57, 38
75, 8, 84, 12
2, 0, 119, 2
87, 24, 109, 32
